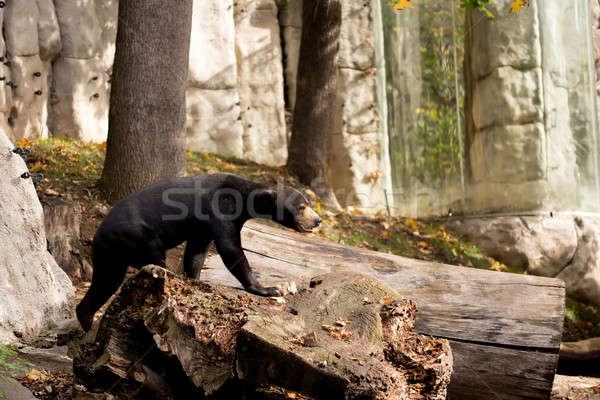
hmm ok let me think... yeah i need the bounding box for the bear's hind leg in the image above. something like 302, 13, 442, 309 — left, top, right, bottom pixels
76, 257, 128, 332
183, 237, 212, 280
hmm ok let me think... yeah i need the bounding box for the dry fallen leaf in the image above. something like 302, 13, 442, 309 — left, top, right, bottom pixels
269, 296, 286, 305
301, 332, 318, 347
339, 328, 352, 339
45, 188, 60, 196
283, 389, 302, 399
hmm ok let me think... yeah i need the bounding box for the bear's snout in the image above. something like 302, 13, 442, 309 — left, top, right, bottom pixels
296, 206, 322, 232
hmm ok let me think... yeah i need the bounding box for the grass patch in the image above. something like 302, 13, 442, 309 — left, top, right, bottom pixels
22, 137, 512, 270
23, 137, 600, 341
563, 297, 600, 341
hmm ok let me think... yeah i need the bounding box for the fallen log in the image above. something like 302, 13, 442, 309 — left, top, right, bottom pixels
198, 221, 566, 400
560, 338, 600, 361
73, 266, 453, 400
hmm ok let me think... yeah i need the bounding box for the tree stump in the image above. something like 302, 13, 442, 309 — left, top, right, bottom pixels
73, 266, 452, 400
42, 197, 92, 281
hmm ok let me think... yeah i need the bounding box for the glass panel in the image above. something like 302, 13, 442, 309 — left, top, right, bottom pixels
382, 0, 466, 218
537, 0, 600, 213
381, 0, 600, 217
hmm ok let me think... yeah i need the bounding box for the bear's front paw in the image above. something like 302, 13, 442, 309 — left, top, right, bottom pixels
246, 285, 281, 297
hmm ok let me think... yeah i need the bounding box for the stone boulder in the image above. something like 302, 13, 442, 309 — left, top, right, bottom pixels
234, 0, 288, 166
185, 0, 244, 157
446, 215, 600, 306
557, 218, 600, 307
326, 1, 388, 211
0, 129, 74, 343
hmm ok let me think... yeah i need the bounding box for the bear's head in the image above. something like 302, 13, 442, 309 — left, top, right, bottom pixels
254, 185, 322, 233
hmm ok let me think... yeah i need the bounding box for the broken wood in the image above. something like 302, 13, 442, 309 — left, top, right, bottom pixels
73, 266, 452, 400
198, 221, 566, 400
560, 338, 600, 361
42, 197, 92, 281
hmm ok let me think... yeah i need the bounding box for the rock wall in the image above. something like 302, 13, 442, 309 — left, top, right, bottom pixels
457, 1, 600, 306
3, 0, 57, 140
0, 128, 73, 343
466, 0, 547, 213
186, 0, 288, 167
447, 215, 600, 307
467, 0, 598, 214
186, 0, 244, 157
332, 0, 387, 210
50, 0, 113, 142
0, 0, 388, 209
234, 0, 288, 166
281, 0, 388, 210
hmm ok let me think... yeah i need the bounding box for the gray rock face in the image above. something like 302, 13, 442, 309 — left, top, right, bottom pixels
36, 0, 62, 62
53, 0, 102, 59
0, 0, 390, 209
50, 0, 110, 141
8, 55, 49, 139
185, 0, 243, 158
0, 129, 74, 343
470, 123, 546, 184
279, 0, 301, 111
447, 215, 600, 306
326, 0, 388, 211
4, 0, 40, 57
1, 0, 58, 140
466, 0, 597, 215
234, 0, 287, 166
50, 57, 109, 141
557, 218, 600, 307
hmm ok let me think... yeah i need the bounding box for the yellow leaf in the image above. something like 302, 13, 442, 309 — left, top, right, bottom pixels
510, 0, 524, 14
392, 0, 412, 10
405, 217, 419, 230
283, 389, 302, 399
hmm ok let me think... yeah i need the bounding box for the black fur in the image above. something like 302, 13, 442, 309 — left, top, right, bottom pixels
76, 173, 321, 331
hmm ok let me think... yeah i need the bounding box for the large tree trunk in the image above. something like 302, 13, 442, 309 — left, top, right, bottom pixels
73, 266, 452, 400
287, 0, 341, 209
100, 0, 192, 204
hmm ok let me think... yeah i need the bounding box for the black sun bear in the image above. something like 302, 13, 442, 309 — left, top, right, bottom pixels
76, 173, 321, 331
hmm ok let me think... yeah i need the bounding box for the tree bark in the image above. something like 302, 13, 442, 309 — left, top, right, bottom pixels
287, 0, 341, 209
100, 0, 192, 204
42, 197, 92, 281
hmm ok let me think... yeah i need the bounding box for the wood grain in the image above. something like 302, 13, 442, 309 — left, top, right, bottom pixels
200, 221, 565, 399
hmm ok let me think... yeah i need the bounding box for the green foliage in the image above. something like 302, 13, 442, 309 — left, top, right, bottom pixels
20, 137, 106, 186
383, 0, 465, 199
459, 0, 494, 17
389, 0, 494, 16
0, 344, 32, 398
564, 298, 600, 340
